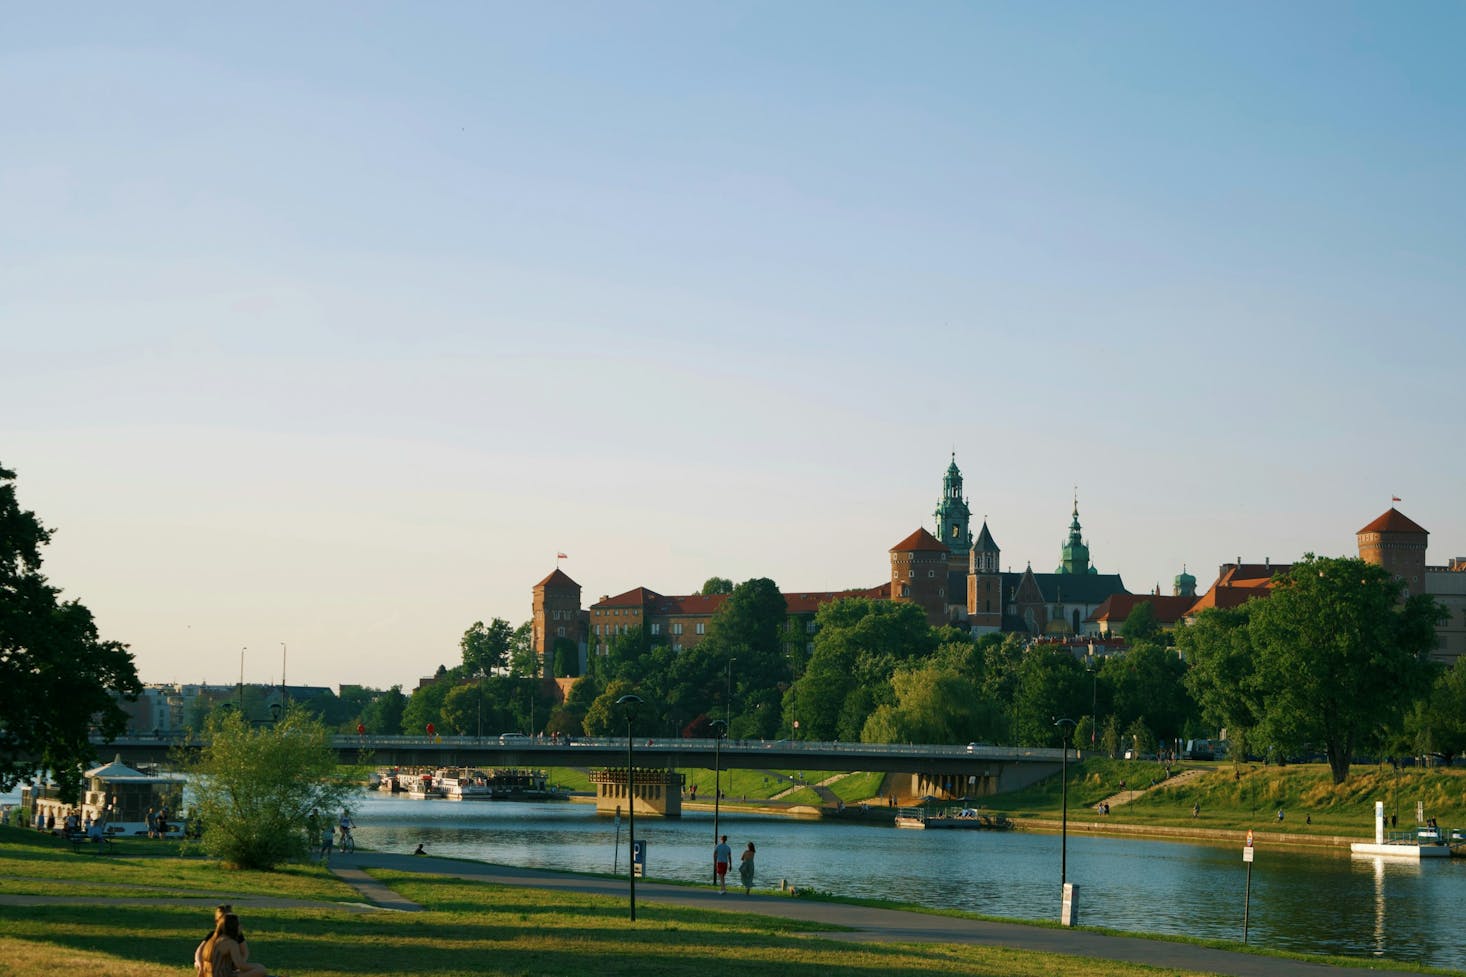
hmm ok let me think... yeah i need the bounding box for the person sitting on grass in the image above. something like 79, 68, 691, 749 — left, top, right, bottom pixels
196, 905, 241, 977
201, 912, 271, 977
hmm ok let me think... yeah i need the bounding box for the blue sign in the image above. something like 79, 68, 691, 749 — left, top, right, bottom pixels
632, 840, 646, 877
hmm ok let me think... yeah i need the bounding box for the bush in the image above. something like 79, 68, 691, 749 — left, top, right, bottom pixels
183, 708, 362, 870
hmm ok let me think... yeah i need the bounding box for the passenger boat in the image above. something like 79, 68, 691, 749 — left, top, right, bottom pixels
894, 806, 1013, 831
435, 769, 493, 800
401, 772, 442, 799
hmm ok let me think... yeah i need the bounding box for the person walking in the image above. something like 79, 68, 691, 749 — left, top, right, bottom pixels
738, 841, 756, 895
713, 835, 732, 894
319, 823, 335, 864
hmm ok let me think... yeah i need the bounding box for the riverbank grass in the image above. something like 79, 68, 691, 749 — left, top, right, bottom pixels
0, 853, 1223, 977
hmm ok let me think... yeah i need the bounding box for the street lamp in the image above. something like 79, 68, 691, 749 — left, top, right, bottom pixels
280, 642, 288, 707
709, 718, 726, 885
616, 693, 644, 921
1054, 717, 1077, 891
238, 646, 247, 713
1087, 661, 1098, 750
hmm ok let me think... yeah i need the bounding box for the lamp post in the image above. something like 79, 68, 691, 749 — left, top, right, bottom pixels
1087, 662, 1098, 750
238, 646, 247, 712
709, 718, 726, 885
1054, 717, 1077, 889
280, 642, 288, 707
616, 693, 644, 921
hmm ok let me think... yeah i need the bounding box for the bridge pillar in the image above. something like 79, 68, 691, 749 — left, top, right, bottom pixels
591, 767, 684, 818
911, 771, 1001, 800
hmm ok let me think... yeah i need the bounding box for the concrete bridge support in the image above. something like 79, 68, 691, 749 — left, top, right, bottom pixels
591, 767, 684, 818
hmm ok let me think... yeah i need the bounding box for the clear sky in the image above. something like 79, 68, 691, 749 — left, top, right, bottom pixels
4, 3, 1463, 692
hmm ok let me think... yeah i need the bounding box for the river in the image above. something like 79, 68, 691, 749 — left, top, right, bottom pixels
351, 793, 1466, 971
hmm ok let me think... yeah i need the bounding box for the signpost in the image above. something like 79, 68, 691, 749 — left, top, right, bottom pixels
1243, 829, 1255, 943
632, 839, 646, 878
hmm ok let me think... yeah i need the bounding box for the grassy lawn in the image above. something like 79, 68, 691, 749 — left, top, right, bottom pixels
985, 758, 1466, 835
0, 850, 1230, 977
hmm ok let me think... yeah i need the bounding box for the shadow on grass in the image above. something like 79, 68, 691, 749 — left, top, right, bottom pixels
0, 896, 1035, 977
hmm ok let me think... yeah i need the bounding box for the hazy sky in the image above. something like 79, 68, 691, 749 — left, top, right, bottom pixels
4, 3, 1463, 692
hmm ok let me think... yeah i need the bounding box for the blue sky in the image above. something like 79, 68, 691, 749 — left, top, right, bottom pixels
4, 3, 1463, 690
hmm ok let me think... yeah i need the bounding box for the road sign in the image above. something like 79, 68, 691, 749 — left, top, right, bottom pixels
632, 839, 646, 878
1245, 829, 1254, 848
1243, 846, 1255, 862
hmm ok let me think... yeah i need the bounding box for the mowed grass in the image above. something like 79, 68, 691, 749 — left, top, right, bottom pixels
0, 861, 1227, 977
0, 826, 359, 902
986, 758, 1466, 834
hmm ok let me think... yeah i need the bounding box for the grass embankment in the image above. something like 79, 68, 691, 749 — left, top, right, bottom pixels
985, 758, 1466, 837
547, 766, 861, 806
0, 828, 1218, 977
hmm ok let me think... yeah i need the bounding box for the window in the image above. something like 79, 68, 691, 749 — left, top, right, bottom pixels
672, 623, 683, 635
928, 570, 935, 578
695, 622, 705, 635
806, 620, 816, 634
909, 569, 915, 578
594, 624, 601, 636
650, 622, 661, 636
556, 626, 565, 637
900, 584, 910, 597
806, 642, 814, 654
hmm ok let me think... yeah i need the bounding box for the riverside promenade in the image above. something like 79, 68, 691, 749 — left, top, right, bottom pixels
331, 852, 1430, 977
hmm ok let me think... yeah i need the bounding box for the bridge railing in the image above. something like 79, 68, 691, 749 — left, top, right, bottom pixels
91, 733, 1067, 762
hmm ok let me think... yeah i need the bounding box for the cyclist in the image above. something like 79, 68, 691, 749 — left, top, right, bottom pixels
338, 810, 356, 853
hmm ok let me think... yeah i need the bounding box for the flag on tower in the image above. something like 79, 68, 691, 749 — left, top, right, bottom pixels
1392, 496, 1401, 503
557, 552, 568, 560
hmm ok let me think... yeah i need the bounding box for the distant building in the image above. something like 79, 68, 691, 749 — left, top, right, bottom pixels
1356, 507, 1466, 664
1184, 559, 1291, 620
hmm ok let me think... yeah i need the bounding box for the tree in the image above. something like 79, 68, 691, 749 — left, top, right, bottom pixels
507, 621, 540, 678
184, 708, 360, 870
860, 662, 1005, 744
1247, 555, 1441, 783
0, 464, 142, 798
357, 685, 406, 735
700, 576, 734, 596
552, 637, 579, 678
1406, 654, 1466, 764
1101, 644, 1194, 744
461, 618, 514, 676
1120, 601, 1161, 642
1178, 604, 1258, 744
402, 679, 452, 736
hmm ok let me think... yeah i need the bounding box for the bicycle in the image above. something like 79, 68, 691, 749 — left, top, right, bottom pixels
338, 827, 355, 854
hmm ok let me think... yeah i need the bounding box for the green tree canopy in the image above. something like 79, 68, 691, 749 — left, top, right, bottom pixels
357, 685, 406, 735
184, 708, 361, 870
700, 576, 734, 595
1186, 555, 1443, 783
1100, 643, 1194, 744
1406, 655, 1466, 764
861, 661, 1005, 745
0, 464, 141, 797
1120, 601, 1161, 642
460, 618, 514, 676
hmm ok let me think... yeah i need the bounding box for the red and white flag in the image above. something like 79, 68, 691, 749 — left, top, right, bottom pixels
557, 552, 568, 560
1392, 496, 1401, 503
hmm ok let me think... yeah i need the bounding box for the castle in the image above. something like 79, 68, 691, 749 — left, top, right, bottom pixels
528, 460, 1466, 674
530, 455, 1132, 671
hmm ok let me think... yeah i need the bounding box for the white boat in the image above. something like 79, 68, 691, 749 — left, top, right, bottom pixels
402, 773, 442, 799
435, 769, 492, 800
1351, 801, 1452, 859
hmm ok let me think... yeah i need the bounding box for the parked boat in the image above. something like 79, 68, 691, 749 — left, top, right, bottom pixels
435, 769, 493, 800
402, 772, 442, 799
894, 805, 1013, 831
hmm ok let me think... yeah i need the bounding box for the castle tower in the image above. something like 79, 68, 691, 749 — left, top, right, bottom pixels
890, 527, 950, 627
532, 568, 584, 673
1357, 508, 1428, 597
967, 520, 1003, 633
933, 454, 972, 575
1055, 496, 1094, 575
1174, 565, 1197, 598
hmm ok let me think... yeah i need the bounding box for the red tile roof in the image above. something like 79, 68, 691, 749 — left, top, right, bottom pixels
534, 568, 580, 590
591, 587, 663, 609
1358, 508, 1429, 536
890, 527, 948, 553
1088, 594, 1197, 625
1184, 562, 1291, 616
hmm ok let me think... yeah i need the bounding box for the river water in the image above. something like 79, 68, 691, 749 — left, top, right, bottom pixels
351, 794, 1466, 971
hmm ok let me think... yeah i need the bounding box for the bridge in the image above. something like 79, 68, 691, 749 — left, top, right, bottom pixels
90, 734, 1068, 804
